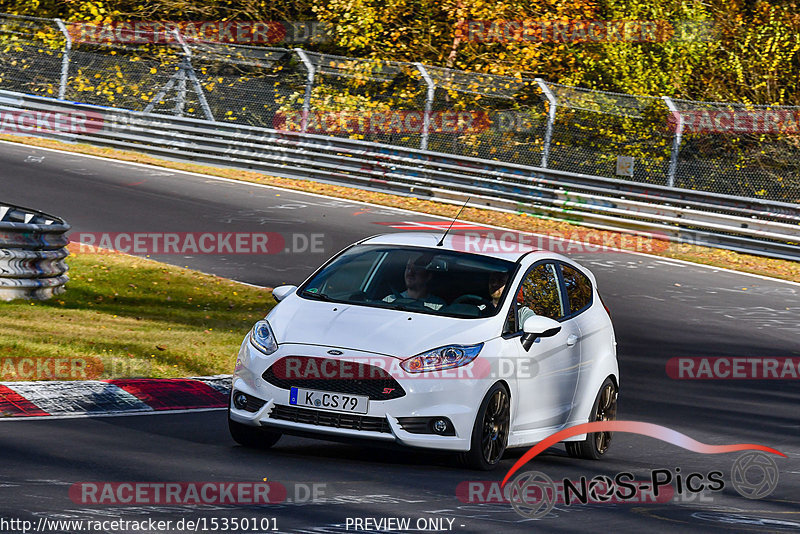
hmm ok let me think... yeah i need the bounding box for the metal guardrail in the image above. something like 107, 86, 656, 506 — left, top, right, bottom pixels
1, 89, 798, 261
0, 201, 70, 301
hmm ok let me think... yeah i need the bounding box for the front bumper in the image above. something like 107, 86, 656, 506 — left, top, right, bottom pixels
230, 340, 491, 452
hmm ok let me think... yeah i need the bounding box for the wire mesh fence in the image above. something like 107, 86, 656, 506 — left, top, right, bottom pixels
425, 67, 547, 165
0, 15, 66, 97
546, 84, 672, 185
671, 98, 800, 200
184, 41, 301, 127
298, 51, 429, 148
0, 12, 798, 204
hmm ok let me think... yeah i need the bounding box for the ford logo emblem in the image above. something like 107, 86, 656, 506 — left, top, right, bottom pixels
327, 350, 343, 355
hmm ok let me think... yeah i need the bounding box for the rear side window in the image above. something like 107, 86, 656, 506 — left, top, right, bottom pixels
561, 264, 593, 315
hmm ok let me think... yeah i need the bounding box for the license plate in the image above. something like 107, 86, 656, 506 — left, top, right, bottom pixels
289, 387, 369, 414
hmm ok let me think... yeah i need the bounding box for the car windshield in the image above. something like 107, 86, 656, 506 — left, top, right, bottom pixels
298, 245, 516, 318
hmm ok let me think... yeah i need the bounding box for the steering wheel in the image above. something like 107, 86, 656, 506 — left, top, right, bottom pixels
451, 294, 492, 307
388, 284, 404, 300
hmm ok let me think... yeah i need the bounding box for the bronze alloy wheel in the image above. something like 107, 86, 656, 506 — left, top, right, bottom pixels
593, 381, 618, 454
566, 377, 618, 460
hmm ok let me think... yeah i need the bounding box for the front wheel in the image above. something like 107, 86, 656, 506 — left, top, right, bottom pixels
227, 389, 282, 449
460, 383, 510, 470
228, 416, 282, 449
565, 377, 617, 460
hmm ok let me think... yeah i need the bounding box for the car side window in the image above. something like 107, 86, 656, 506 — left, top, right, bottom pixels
515, 263, 565, 329
502, 300, 517, 334
561, 264, 593, 315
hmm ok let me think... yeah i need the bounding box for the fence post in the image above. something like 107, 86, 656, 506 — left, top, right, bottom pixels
535, 78, 556, 168
172, 29, 214, 121
662, 96, 682, 188
294, 49, 315, 134
174, 61, 187, 116
414, 63, 435, 151
54, 19, 71, 100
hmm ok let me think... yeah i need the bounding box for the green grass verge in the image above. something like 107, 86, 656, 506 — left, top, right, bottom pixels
0, 247, 275, 380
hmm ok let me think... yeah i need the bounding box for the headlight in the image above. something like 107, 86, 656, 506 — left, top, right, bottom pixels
400, 343, 483, 373
249, 320, 278, 355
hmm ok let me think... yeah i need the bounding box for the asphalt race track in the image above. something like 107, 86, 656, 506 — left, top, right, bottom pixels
1, 140, 799, 533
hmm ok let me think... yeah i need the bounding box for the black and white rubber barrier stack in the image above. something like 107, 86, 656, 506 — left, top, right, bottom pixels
0, 203, 70, 301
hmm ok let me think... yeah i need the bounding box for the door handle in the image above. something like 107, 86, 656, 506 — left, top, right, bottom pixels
567, 334, 579, 346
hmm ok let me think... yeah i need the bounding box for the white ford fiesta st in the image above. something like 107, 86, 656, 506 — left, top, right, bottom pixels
229, 232, 619, 469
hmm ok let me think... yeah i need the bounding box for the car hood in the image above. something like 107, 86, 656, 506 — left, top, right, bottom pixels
266, 295, 498, 359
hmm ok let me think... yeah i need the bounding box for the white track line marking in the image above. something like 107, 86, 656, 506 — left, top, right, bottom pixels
0, 407, 226, 422
1, 137, 798, 287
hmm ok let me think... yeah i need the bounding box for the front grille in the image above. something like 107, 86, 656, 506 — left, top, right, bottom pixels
269, 404, 391, 433
262, 356, 406, 400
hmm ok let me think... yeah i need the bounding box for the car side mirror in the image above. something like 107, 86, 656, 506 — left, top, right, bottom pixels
272, 285, 297, 302
521, 315, 562, 351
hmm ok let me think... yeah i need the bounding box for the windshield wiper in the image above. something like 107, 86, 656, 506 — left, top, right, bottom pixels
390, 301, 431, 313
300, 290, 333, 301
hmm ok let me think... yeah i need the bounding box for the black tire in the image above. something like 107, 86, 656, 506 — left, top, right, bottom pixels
228, 416, 282, 449
460, 383, 510, 470
227, 390, 281, 449
566, 377, 617, 460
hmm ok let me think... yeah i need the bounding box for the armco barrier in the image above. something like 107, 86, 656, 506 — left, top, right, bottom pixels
1, 88, 798, 261
0, 202, 70, 301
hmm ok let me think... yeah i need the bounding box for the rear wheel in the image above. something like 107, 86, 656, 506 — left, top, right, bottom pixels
566, 377, 617, 460
461, 383, 510, 470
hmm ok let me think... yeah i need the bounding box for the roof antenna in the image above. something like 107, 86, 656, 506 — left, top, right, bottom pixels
437, 196, 470, 247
